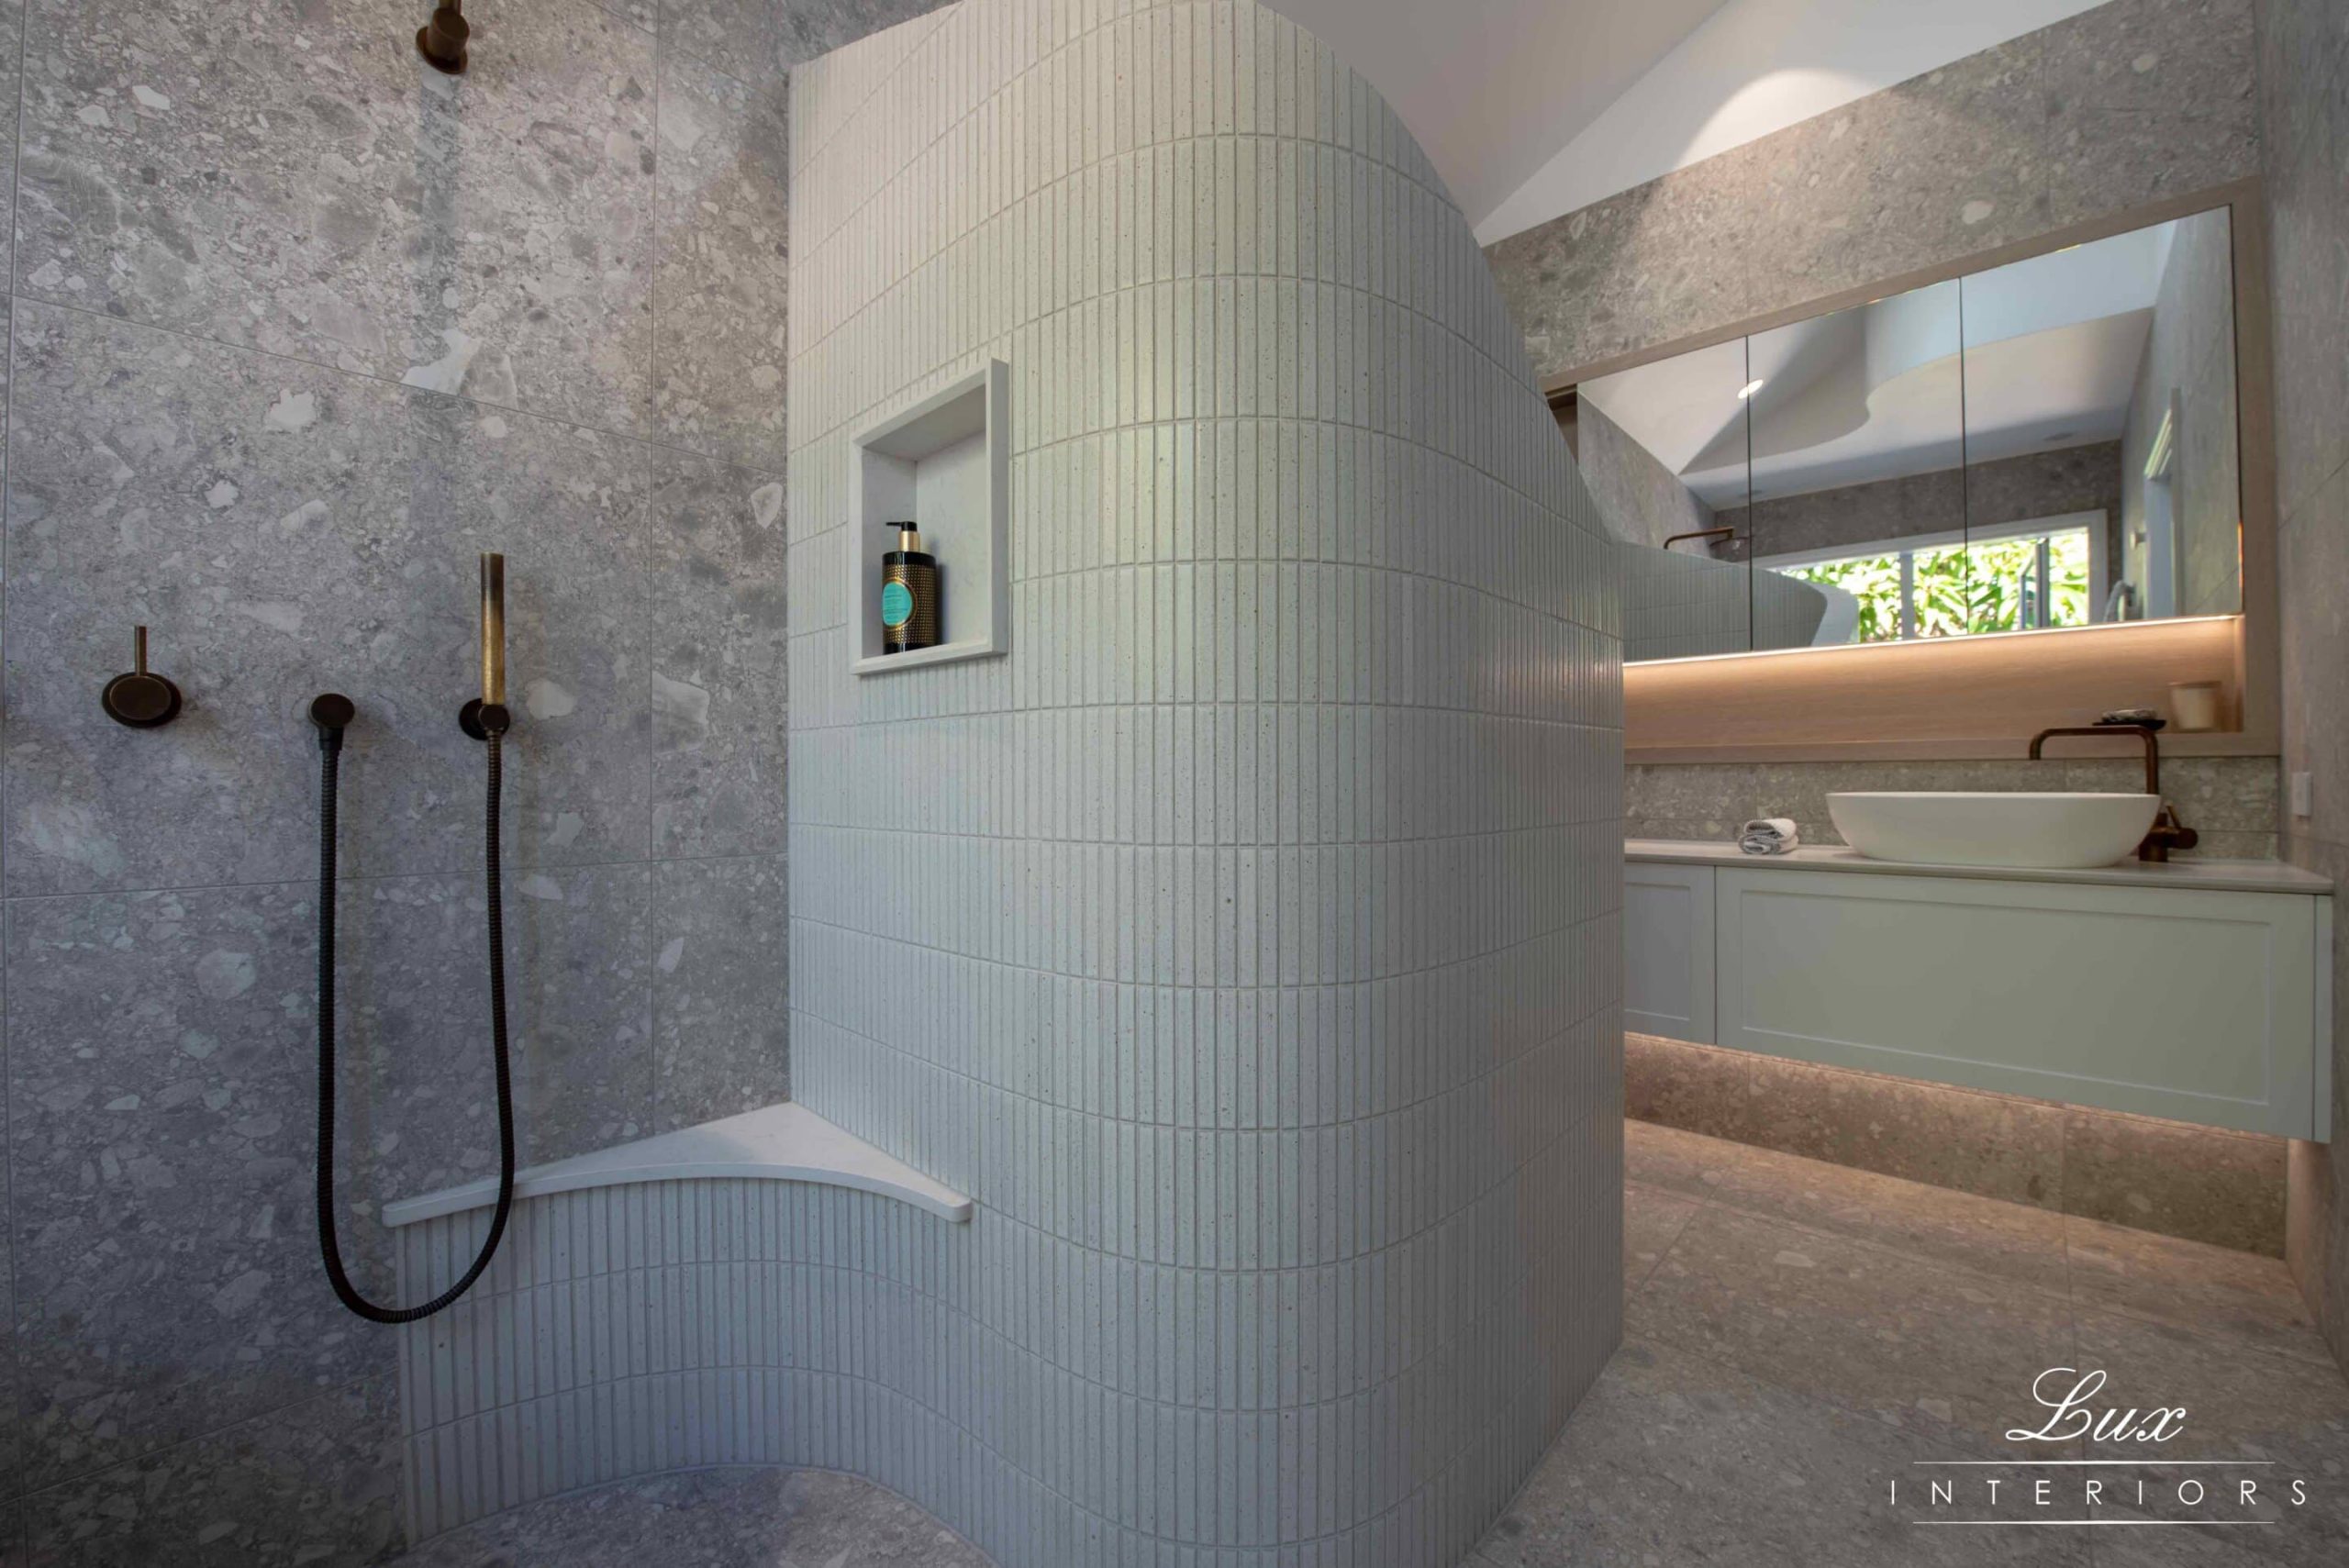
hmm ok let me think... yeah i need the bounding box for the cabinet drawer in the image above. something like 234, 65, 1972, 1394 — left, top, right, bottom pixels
1627, 862, 1715, 1044
1714, 867, 2321, 1138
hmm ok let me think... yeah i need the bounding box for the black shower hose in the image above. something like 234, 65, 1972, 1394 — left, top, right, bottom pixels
313, 712, 517, 1323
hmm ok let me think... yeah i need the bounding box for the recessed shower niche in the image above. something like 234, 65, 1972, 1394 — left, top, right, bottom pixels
847, 359, 1010, 674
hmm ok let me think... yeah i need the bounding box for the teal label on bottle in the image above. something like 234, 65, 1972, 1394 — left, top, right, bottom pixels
881, 579, 914, 628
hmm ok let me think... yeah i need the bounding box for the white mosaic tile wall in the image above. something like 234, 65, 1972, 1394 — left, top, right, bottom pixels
787, 3, 1625, 1561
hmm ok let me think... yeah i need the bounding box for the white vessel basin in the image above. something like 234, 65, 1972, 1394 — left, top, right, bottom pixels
1828, 791, 2160, 869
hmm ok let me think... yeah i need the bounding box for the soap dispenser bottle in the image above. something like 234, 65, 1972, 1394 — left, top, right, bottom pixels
879, 520, 940, 654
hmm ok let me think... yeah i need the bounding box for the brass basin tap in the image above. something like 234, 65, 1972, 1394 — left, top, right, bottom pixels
2027, 725, 2199, 862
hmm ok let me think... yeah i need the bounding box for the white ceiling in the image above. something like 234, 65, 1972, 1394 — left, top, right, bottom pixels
1266, 0, 1731, 230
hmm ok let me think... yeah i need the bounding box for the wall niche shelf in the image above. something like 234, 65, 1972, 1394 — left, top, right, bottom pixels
847, 360, 1010, 676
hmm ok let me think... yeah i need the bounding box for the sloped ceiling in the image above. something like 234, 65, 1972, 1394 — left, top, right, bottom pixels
1267, 0, 1729, 230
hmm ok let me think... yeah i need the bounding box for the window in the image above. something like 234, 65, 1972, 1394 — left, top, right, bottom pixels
1763, 513, 2106, 645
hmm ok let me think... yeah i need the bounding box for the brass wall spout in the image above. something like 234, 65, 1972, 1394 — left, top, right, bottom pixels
2027, 725, 2199, 862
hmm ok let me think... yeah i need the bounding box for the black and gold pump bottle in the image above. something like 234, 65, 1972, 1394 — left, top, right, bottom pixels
879, 520, 941, 654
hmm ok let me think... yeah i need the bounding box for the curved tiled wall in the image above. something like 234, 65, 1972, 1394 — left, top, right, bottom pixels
784, 2, 1625, 1564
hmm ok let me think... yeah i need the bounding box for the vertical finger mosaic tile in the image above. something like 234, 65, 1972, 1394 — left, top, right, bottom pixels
792, 1, 1616, 1561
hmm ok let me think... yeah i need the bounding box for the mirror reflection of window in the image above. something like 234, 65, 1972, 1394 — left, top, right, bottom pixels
1587, 205, 2243, 663
1961, 209, 2240, 628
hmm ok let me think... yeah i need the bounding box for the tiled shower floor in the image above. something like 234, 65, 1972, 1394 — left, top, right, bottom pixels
384, 1466, 993, 1567
389, 1122, 2349, 1567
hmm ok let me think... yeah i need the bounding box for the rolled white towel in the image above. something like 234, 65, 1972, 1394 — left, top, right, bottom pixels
1739, 817, 1799, 856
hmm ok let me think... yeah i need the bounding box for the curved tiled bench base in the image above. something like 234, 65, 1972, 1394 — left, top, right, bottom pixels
389, 1144, 1620, 1558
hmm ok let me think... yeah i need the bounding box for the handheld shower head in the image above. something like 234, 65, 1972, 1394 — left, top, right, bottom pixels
479, 552, 506, 708
459, 552, 511, 740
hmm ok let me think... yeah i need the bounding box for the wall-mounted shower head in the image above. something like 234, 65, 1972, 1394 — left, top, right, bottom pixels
417, 1, 469, 74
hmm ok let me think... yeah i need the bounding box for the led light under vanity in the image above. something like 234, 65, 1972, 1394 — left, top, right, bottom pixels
1624, 840, 2333, 1141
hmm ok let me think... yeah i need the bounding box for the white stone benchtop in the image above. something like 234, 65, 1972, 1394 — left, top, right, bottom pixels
1628, 838, 2332, 895
382, 1102, 974, 1228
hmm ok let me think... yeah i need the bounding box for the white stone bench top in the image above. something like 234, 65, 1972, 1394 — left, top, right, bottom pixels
380, 1102, 973, 1228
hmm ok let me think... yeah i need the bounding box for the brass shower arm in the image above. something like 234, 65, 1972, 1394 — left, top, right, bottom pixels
417, 1, 469, 74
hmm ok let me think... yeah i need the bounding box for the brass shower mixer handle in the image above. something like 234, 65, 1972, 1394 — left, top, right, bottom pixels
101, 626, 184, 728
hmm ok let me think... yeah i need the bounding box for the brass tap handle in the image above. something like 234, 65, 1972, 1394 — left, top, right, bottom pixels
101, 625, 184, 728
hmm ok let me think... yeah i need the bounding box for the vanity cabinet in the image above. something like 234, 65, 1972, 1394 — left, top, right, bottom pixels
1626, 863, 1716, 1042
1622, 844, 2332, 1141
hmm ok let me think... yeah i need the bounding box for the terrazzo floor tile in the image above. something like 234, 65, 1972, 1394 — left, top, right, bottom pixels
1624, 1182, 1698, 1291
1475, 1337, 2089, 1568
1497, 1124, 2349, 1567
2065, 1214, 2332, 1368
1697, 1134, 2075, 1297
1622, 1117, 1741, 1200
1628, 1203, 2081, 1458
384, 1466, 993, 1567
2071, 1308, 2349, 1564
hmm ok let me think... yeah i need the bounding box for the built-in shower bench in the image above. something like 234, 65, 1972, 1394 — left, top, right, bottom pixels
378, 1103, 974, 1544
381, 1101, 972, 1228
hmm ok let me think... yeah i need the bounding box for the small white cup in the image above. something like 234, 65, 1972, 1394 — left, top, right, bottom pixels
2170, 680, 2223, 732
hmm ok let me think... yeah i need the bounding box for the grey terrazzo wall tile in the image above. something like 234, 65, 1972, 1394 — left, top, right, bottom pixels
0, 0, 885, 1547
1755, 34, 2051, 309
780, 1, 1622, 1562
1628, 1030, 2295, 1254
1625, 755, 2280, 859
2259, 4, 2349, 529
649, 449, 790, 859
2046, 0, 2259, 221
2261, 0, 2349, 1370
2060, 1104, 2288, 1253
651, 855, 788, 1127
2, 305, 654, 895
16, 0, 657, 436
4, 301, 408, 896
654, 50, 792, 467
1484, 0, 2261, 384
4, 884, 394, 1493
398, 394, 655, 873
0, 1, 18, 292
502, 862, 654, 1164
21, 1374, 400, 1568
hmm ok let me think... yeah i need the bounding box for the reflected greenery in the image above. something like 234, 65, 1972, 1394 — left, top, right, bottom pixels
1775, 527, 2093, 643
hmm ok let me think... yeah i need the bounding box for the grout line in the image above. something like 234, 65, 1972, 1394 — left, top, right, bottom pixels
6, 0, 28, 1522
1620, 1178, 1701, 1300
644, 0, 666, 1141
